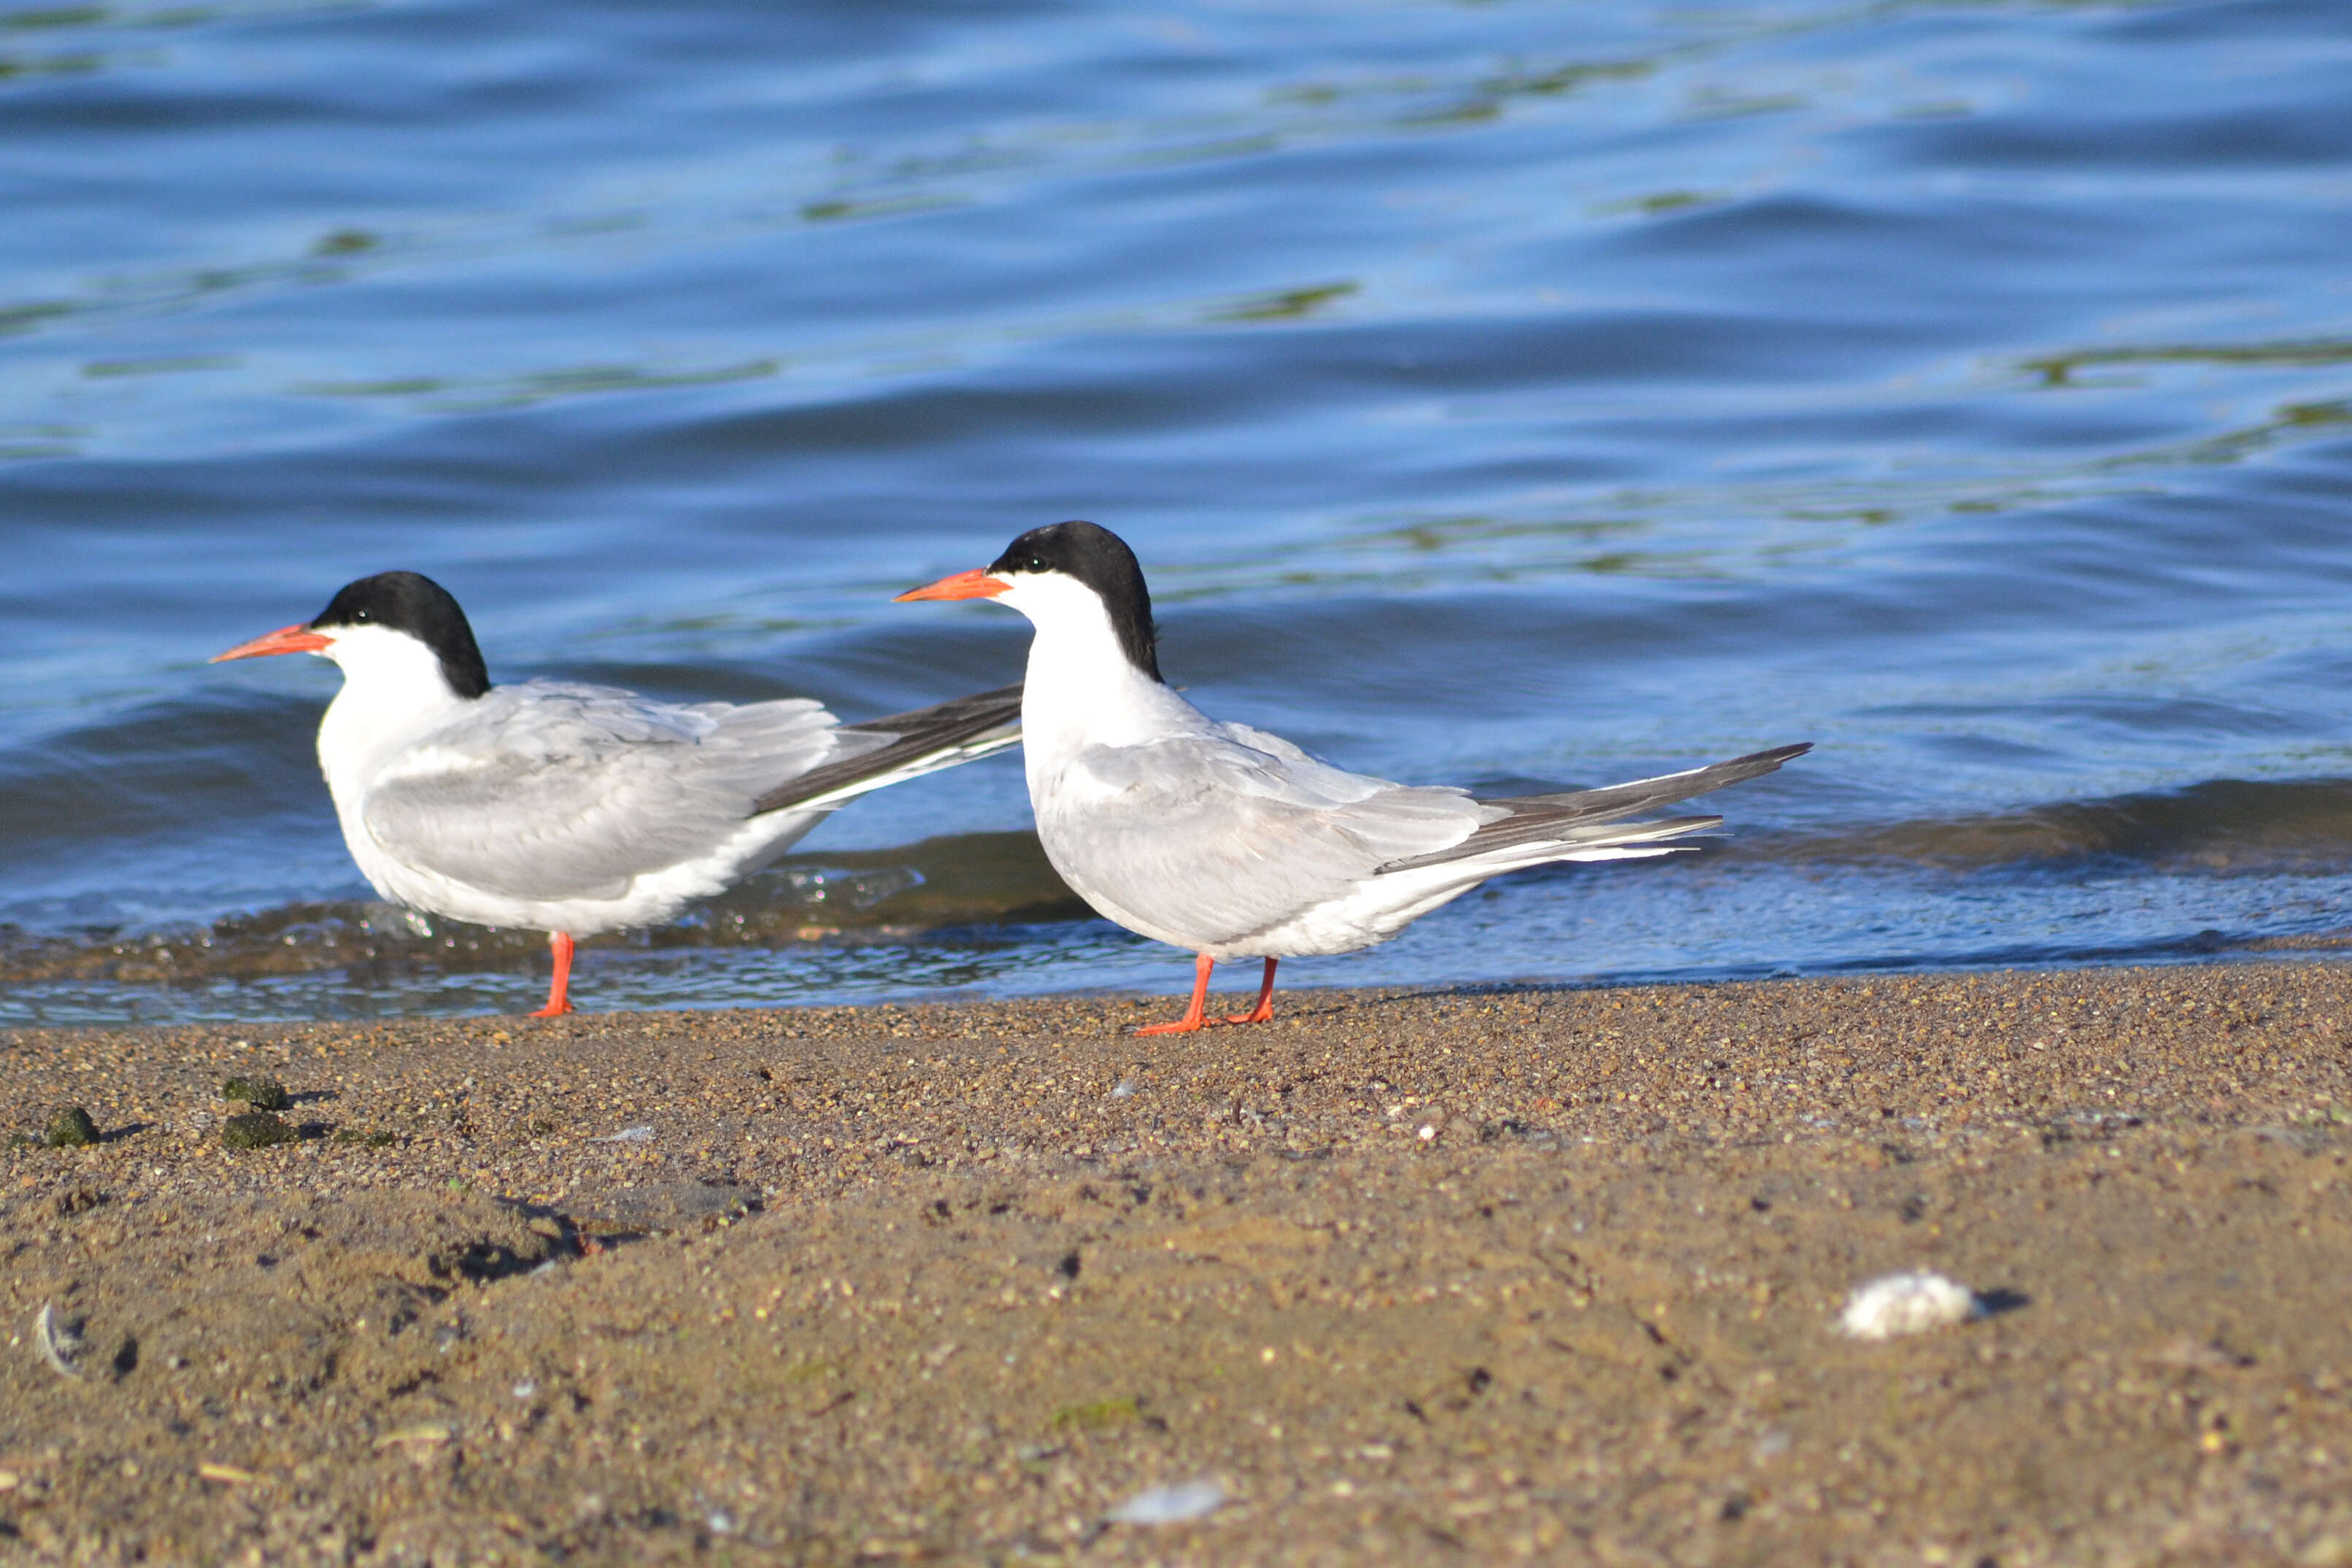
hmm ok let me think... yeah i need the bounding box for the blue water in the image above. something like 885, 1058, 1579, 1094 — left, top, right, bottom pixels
7, 0, 2352, 1024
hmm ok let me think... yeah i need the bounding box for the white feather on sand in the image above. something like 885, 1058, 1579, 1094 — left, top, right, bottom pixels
1839, 1272, 1981, 1340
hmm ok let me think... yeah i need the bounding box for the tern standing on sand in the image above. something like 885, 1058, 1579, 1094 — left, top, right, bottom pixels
898, 522, 1808, 1035
215, 571, 1022, 1016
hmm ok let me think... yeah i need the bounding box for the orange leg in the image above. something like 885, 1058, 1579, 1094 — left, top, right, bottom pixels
529, 931, 576, 1018
1137, 953, 1215, 1035
1224, 957, 1278, 1025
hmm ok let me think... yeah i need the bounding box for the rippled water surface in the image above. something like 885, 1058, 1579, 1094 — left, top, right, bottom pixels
7, 0, 2352, 1024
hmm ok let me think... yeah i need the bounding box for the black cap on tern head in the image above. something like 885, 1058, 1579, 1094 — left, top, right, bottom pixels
988, 520, 1161, 682
312, 571, 490, 699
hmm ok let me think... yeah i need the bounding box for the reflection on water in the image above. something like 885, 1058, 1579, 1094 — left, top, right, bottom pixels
7, 0, 2352, 1022
2026, 336, 2352, 387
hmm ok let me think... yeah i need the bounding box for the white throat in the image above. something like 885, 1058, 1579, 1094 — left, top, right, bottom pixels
312, 623, 477, 802
996, 571, 1202, 777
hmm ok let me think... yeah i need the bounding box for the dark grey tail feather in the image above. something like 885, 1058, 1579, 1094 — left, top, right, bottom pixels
752, 683, 1023, 816
1497, 741, 1811, 824
1376, 741, 1809, 875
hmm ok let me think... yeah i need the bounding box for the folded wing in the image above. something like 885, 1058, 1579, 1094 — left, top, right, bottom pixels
360, 683, 847, 901
1040, 725, 1494, 949
1044, 733, 1811, 946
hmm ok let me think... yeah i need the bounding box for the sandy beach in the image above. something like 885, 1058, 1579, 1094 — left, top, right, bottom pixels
7, 961, 2352, 1565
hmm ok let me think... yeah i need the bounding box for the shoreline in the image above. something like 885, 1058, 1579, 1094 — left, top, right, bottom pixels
7, 961, 2352, 1563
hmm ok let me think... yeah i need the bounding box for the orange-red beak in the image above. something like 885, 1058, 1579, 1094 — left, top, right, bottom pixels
894, 568, 1011, 603
212, 622, 332, 663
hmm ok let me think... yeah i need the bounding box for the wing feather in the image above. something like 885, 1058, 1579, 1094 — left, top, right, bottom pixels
1037, 726, 1491, 948
1039, 732, 1811, 946
752, 684, 1022, 814
360, 682, 843, 900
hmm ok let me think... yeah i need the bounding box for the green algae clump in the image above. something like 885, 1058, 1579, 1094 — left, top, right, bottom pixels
45, 1106, 101, 1148
221, 1111, 297, 1150
1049, 1396, 1140, 1432
220, 1076, 290, 1111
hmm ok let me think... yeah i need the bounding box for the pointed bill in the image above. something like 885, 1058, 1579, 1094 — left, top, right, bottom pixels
212, 623, 331, 662
894, 569, 1010, 603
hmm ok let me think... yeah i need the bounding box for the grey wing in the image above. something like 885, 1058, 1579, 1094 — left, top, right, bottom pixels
360, 683, 845, 900
1041, 730, 1492, 948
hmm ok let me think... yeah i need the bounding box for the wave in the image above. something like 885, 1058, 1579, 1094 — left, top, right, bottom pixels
0, 832, 1089, 990
7, 775, 2352, 995
1752, 777, 2352, 875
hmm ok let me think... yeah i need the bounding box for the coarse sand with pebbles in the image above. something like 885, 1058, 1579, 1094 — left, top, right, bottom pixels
8, 962, 2352, 1565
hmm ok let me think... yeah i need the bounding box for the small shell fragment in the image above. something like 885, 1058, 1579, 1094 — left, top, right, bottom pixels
1839, 1271, 1981, 1340
34, 1304, 83, 1379
1106, 1478, 1225, 1525
590, 1126, 654, 1143
374, 1423, 455, 1450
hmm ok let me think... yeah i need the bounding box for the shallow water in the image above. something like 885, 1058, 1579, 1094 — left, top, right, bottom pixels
6, 0, 2352, 1024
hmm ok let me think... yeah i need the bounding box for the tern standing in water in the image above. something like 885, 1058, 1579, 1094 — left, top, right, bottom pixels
898, 521, 1807, 1035
215, 571, 1022, 1016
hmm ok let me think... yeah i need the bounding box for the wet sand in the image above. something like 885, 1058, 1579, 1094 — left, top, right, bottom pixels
7, 962, 2352, 1565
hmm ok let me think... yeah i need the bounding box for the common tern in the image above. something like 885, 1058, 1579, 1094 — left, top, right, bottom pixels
215, 571, 1021, 1016
898, 521, 1807, 1034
